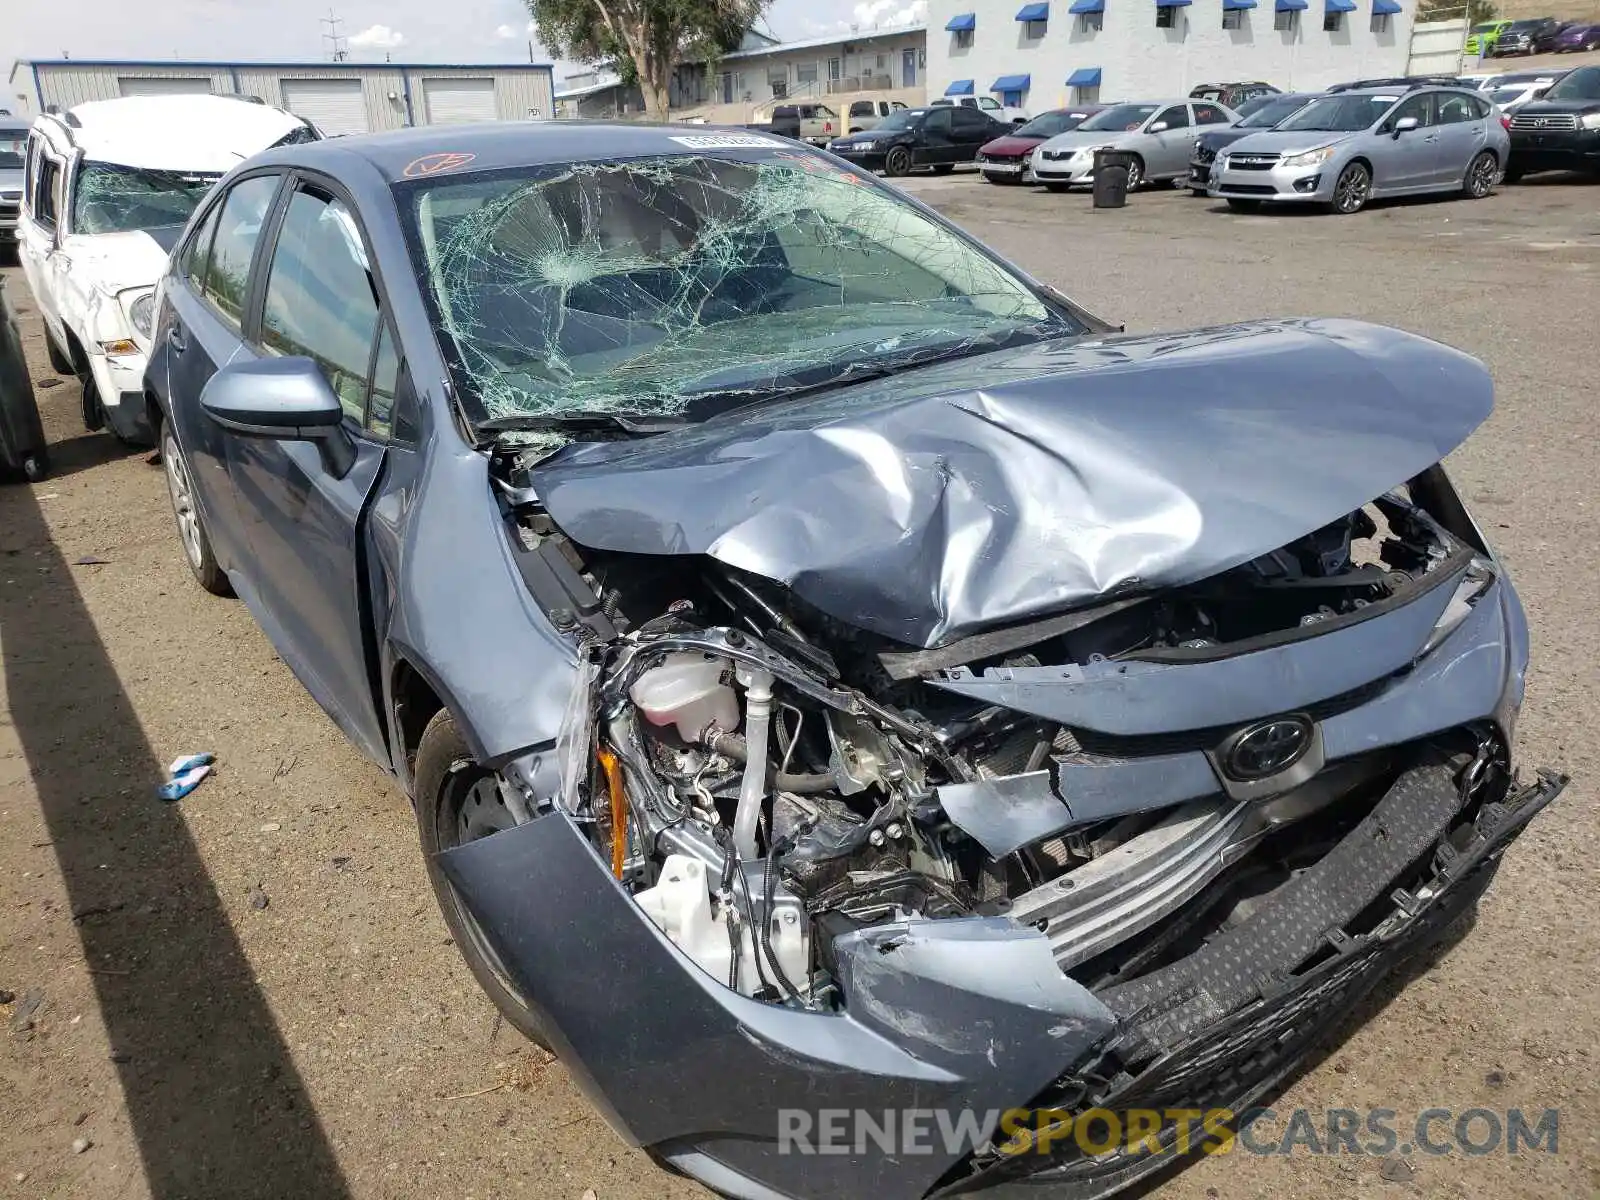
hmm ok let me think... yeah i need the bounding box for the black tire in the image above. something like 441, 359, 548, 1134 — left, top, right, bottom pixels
1189, 187, 1208, 197
161, 424, 231, 596
46, 332, 73, 376
1328, 161, 1371, 214
77, 364, 105, 433
21, 452, 48, 483
931, 163, 956, 174
414, 709, 550, 1047
883, 146, 913, 177
1124, 156, 1145, 191
1463, 150, 1497, 198
1226, 198, 1262, 212
1044, 182, 1072, 193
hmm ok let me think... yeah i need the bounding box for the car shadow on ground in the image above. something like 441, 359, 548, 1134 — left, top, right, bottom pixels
29, 429, 152, 482
0, 483, 351, 1198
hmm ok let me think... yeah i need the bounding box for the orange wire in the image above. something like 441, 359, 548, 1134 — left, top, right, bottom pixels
597, 747, 627, 879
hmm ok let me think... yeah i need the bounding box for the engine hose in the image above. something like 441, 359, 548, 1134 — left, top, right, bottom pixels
761, 848, 804, 1004
705, 731, 836, 794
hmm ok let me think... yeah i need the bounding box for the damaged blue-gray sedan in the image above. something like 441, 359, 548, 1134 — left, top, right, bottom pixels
142, 121, 1567, 1200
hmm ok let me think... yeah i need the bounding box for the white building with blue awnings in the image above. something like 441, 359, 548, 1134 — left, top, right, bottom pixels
929, 0, 1414, 114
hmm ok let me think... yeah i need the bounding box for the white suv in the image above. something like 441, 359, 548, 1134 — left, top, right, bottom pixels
16, 94, 315, 444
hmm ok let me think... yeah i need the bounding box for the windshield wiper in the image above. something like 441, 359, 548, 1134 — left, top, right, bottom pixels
476, 411, 691, 441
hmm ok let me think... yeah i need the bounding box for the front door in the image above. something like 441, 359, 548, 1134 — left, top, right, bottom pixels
902, 49, 917, 87
222, 178, 390, 763
16, 136, 67, 353
920, 106, 956, 164
1147, 104, 1193, 177
1371, 93, 1438, 191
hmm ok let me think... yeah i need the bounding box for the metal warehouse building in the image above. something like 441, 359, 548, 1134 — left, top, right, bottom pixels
925, 0, 1416, 113
10, 59, 556, 134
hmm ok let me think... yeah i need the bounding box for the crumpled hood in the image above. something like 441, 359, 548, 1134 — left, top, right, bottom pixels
60, 230, 174, 296
533, 318, 1493, 648
980, 134, 1046, 156
1225, 130, 1354, 157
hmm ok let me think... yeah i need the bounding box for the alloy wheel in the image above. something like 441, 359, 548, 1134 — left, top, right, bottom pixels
1126, 158, 1144, 190
1467, 152, 1496, 198
1332, 163, 1370, 214
163, 431, 204, 572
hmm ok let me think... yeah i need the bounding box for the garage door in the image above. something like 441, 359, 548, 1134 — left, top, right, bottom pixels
118, 77, 215, 97
280, 79, 368, 136
422, 78, 498, 125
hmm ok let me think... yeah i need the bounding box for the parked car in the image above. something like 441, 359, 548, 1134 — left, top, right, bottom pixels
1190, 81, 1281, 110
1490, 16, 1562, 55
15, 94, 317, 445
975, 106, 1105, 183
1031, 99, 1239, 191
1188, 92, 1320, 194
837, 95, 910, 133
144, 117, 1564, 1200
1551, 21, 1600, 51
1464, 19, 1514, 56
828, 105, 1011, 175
1213, 86, 1509, 214
747, 102, 841, 146
1484, 73, 1567, 114
1504, 64, 1600, 182
0, 119, 24, 255
932, 94, 1029, 124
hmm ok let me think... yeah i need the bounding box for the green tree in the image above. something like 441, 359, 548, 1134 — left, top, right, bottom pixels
530, 0, 768, 120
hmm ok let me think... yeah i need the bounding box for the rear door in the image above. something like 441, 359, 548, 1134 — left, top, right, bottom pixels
162, 171, 288, 574
1431, 91, 1489, 185
221, 175, 390, 762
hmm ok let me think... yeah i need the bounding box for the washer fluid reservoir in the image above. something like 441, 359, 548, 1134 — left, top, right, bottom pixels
629, 653, 739, 743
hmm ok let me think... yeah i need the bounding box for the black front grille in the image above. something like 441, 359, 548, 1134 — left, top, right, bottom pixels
1228, 155, 1279, 171
1218, 182, 1276, 195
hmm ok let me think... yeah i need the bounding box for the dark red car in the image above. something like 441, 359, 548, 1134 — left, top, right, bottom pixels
975, 106, 1105, 183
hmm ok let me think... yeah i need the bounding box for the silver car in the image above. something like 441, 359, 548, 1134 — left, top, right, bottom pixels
1209, 85, 1510, 214
1030, 99, 1240, 191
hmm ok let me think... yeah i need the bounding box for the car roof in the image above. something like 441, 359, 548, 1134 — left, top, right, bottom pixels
38, 94, 309, 172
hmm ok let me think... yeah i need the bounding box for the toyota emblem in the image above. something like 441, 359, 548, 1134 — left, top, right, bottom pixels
1223, 716, 1315, 781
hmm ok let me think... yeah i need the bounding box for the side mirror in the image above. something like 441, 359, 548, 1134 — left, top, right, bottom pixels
1149, 121, 1169, 132
200, 356, 356, 478
1392, 115, 1419, 137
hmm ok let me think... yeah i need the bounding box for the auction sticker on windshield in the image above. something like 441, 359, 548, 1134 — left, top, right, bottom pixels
669, 133, 787, 149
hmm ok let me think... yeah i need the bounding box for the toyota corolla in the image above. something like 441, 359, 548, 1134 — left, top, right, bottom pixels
143, 121, 1565, 1200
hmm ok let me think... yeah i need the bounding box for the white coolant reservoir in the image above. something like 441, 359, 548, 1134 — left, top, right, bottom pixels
629, 653, 738, 742
635, 854, 809, 999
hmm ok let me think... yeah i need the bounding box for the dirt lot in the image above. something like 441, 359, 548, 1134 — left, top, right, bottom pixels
1, 169, 1597, 1200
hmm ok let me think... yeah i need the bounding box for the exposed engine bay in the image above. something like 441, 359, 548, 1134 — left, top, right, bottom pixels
498, 448, 1512, 1011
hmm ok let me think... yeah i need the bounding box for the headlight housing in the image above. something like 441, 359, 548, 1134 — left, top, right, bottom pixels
129, 292, 156, 341
854, 140, 876, 150
1279, 145, 1336, 169
1579, 112, 1600, 130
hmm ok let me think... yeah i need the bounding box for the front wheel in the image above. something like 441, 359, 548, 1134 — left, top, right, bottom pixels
1329, 161, 1371, 214
414, 710, 550, 1047
46, 332, 73, 376
1463, 150, 1497, 198
883, 146, 913, 177
162, 424, 231, 596
1124, 156, 1145, 191
21, 452, 48, 483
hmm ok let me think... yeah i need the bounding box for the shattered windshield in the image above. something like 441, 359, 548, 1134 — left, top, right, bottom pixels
71, 162, 218, 235
397, 151, 1070, 428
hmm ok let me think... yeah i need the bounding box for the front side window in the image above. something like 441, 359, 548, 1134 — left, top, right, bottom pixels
1544, 66, 1600, 102
1193, 103, 1229, 124
33, 152, 61, 230
71, 162, 218, 236
1154, 105, 1190, 129
178, 203, 222, 293
1388, 93, 1436, 129
397, 153, 1072, 428
260, 188, 380, 422
850, 101, 874, 117
201, 174, 281, 331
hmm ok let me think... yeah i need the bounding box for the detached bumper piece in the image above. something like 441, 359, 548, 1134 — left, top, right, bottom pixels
934, 762, 1567, 1199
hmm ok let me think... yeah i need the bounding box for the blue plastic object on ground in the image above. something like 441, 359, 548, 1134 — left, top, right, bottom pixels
157, 752, 216, 801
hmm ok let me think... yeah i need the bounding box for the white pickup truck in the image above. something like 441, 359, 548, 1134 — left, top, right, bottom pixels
16, 94, 316, 444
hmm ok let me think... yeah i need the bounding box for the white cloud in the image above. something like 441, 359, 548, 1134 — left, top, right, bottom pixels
494, 22, 517, 38
348, 23, 406, 49
799, 0, 926, 34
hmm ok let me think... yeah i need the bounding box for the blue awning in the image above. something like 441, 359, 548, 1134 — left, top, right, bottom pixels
1066, 67, 1102, 86
992, 74, 1032, 91
1223, 0, 1258, 8
1155, 0, 1192, 7
945, 79, 975, 95
945, 12, 976, 30
1372, 0, 1401, 11
1326, 0, 1357, 11
1275, 0, 1308, 10
1015, 3, 1049, 21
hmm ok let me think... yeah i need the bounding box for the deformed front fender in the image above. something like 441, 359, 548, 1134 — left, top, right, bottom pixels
439, 812, 1117, 1200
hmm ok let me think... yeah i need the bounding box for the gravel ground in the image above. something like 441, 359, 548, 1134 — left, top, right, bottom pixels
0, 167, 1596, 1200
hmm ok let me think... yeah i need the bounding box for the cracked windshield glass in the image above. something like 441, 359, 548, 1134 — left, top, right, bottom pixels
72, 162, 218, 235
398, 150, 1076, 433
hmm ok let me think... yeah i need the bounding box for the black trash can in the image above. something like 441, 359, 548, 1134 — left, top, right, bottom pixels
1092, 149, 1135, 209
0, 277, 49, 483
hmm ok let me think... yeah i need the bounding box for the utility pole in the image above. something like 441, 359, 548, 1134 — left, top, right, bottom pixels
322, 9, 350, 61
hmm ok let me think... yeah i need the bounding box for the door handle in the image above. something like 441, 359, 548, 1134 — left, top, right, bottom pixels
168, 324, 188, 354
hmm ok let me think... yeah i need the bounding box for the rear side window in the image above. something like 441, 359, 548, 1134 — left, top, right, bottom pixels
202, 175, 281, 331
259, 187, 379, 422
33, 153, 61, 230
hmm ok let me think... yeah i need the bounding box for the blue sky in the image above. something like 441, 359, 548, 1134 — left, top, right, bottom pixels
4, 0, 929, 112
